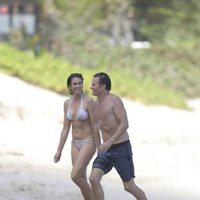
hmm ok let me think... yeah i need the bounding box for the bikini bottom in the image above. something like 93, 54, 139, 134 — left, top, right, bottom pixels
72, 139, 95, 150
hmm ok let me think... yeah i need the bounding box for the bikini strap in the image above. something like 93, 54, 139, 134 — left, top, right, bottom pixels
67, 98, 73, 112
68, 98, 73, 107
80, 93, 83, 108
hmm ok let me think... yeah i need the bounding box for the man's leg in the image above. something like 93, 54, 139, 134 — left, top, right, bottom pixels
89, 168, 105, 200
123, 178, 147, 200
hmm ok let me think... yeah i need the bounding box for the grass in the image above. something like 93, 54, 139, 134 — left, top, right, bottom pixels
0, 42, 188, 109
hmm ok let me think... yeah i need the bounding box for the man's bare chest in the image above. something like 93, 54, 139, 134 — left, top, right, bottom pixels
95, 103, 113, 120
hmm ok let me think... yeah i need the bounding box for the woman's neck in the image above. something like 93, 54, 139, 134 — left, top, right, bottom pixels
73, 93, 82, 101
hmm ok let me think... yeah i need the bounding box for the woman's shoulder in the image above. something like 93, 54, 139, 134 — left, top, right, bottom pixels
83, 94, 94, 103
83, 95, 95, 109
64, 98, 71, 107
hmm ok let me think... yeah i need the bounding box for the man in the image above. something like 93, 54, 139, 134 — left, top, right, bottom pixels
89, 72, 147, 200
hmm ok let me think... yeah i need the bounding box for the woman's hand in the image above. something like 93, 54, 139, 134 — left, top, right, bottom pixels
54, 152, 61, 163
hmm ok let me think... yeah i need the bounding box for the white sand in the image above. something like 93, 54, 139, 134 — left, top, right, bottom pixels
0, 72, 200, 200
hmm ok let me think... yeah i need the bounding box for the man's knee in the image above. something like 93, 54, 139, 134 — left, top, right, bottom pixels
89, 168, 104, 187
89, 174, 99, 186
123, 179, 135, 193
124, 184, 132, 193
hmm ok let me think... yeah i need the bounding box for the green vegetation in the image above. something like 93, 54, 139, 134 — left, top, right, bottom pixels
0, 43, 187, 109
1, 1, 200, 109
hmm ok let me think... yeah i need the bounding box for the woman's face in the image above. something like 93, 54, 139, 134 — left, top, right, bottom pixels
70, 77, 83, 95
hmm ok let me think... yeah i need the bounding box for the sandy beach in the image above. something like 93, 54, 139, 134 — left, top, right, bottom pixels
0, 72, 200, 200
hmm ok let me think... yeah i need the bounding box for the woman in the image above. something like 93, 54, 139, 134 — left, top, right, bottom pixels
54, 73, 100, 200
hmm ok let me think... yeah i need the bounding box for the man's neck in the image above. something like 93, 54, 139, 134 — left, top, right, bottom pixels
98, 91, 109, 102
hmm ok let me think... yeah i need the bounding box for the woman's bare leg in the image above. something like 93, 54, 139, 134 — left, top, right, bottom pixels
71, 143, 96, 200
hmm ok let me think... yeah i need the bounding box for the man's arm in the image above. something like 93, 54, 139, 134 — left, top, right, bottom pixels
107, 95, 129, 144
87, 98, 101, 148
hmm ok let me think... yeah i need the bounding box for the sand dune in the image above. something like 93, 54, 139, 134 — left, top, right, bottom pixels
0, 73, 200, 200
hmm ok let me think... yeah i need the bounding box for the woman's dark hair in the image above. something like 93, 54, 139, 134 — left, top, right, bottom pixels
93, 72, 111, 91
67, 73, 83, 95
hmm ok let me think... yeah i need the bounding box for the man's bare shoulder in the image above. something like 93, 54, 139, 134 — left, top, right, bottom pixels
109, 93, 122, 102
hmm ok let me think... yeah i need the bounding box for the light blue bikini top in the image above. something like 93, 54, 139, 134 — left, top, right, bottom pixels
66, 94, 89, 121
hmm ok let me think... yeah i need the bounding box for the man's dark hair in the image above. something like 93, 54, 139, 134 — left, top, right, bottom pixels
93, 72, 111, 91
67, 73, 83, 95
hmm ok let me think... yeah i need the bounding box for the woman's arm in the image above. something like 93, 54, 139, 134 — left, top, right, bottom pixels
54, 100, 71, 162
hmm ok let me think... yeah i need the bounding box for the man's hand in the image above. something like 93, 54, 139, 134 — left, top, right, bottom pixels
98, 140, 112, 153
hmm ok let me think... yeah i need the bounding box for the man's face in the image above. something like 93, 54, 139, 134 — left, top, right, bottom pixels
91, 77, 101, 96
